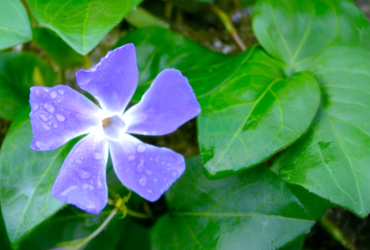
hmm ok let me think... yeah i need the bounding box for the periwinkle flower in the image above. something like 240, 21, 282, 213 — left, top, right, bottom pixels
29, 44, 201, 213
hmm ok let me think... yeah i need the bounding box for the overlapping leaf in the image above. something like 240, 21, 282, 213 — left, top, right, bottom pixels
0, 52, 56, 120
117, 28, 320, 178
254, 0, 370, 217
27, 0, 142, 55
151, 156, 316, 250
0, 0, 32, 50
0, 109, 76, 245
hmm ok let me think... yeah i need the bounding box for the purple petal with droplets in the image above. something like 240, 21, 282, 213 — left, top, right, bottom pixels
29, 85, 103, 151
124, 69, 201, 136
109, 134, 185, 202
76, 44, 138, 114
51, 130, 108, 214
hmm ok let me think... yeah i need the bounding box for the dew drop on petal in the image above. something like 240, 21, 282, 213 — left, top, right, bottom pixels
127, 154, 135, 162
77, 169, 92, 179
56, 114, 65, 122
147, 189, 152, 193
173, 172, 178, 178
44, 103, 55, 114
151, 130, 156, 135
50, 91, 57, 99
43, 88, 49, 93
138, 176, 147, 186
137, 144, 146, 153
92, 151, 103, 160
153, 178, 158, 182
43, 124, 50, 130
33, 103, 39, 110
39, 114, 49, 122
34, 89, 40, 96
136, 157, 145, 173
145, 169, 152, 175
53, 123, 58, 128
58, 89, 65, 95
36, 141, 49, 150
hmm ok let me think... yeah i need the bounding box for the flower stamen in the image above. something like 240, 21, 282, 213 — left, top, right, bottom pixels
102, 118, 110, 126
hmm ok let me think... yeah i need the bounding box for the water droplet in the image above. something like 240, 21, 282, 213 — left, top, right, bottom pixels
143, 132, 148, 135
155, 156, 159, 163
39, 114, 50, 121
137, 144, 146, 153
145, 169, 152, 175
43, 88, 49, 93
147, 189, 152, 193
173, 172, 178, 178
136, 157, 145, 173
56, 114, 65, 122
35, 141, 49, 150
44, 103, 55, 114
77, 169, 92, 179
92, 151, 102, 159
127, 154, 135, 162
50, 91, 57, 99
34, 89, 40, 96
58, 89, 65, 95
153, 178, 158, 182
138, 176, 147, 186
151, 130, 156, 135
33, 103, 39, 110
43, 124, 50, 130
53, 123, 58, 128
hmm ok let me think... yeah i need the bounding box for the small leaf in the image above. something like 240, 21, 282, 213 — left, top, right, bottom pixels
0, 0, 32, 50
151, 156, 316, 250
0, 52, 56, 120
0, 108, 76, 246
32, 28, 83, 69
116, 28, 321, 178
27, 0, 142, 55
273, 46, 370, 217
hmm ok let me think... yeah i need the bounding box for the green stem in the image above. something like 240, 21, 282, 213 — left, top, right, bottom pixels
21, 0, 37, 28
319, 215, 355, 250
126, 207, 152, 219
82, 54, 90, 69
210, 4, 246, 51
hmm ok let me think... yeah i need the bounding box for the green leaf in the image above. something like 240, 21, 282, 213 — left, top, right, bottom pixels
253, 0, 370, 71
273, 46, 370, 217
0, 53, 56, 120
27, 0, 142, 55
116, 28, 320, 178
0, 0, 32, 50
0, 207, 12, 250
0, 52, 56, 120
0, 108, 76, 246
20, 206, 149, 250
278, 235, 305, 250
126, 7, 169, 29
151, 156, 316, 250
32, 27, 83, 69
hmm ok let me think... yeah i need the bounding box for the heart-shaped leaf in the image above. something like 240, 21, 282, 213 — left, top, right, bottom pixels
27, 0, 142, 55
116, 28, 320, 178
0, 52, 56, 120
0, 108, 76, 246
0, 0, 32, 50
151, 156, 316, 250
253, 0, 370, 217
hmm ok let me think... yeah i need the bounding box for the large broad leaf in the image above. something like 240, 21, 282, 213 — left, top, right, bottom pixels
27, 0, 142, 55
253, 0, 370, 71
0, 0, 32, 50
253, 0, 370, 217
273, 46, 370, 217
0, 52, 56, 120
151, 156, 316, 250
32, 27, 83, 69
116, 28, 320, 178
0, 109, 76, 246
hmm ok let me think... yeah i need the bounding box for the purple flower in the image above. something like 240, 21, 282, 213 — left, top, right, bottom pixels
29, 44, 201, 214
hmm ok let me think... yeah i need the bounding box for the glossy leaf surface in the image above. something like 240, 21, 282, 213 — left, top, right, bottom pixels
33, 27, 83, 69
273, 46, 370, 217
27, 0, 142, 54
116, 28, 320, 178
0, 52, 56, 120
151, 156, 315, 250
0, 109, 75, 245
253, 0, 370, 71
0, 0, 32, 50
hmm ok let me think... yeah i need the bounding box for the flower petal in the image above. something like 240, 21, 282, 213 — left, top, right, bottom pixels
29, 85, 103, 151
123, 69, 200, 136
76, 44, 138, 114
109, 134, 185, 202
51, 129, 108, 214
